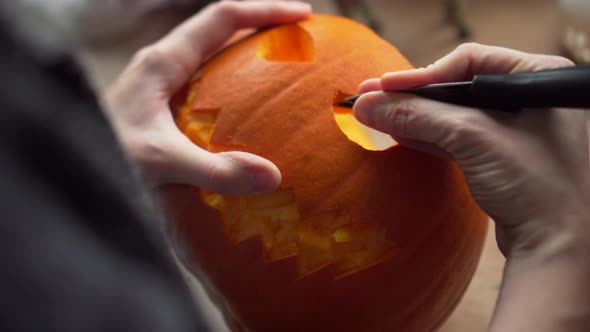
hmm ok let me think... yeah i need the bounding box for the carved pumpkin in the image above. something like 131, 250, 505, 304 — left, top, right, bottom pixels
161, 14, 488, 332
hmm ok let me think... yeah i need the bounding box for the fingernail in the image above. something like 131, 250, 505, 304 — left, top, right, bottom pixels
358, 78, 381, 93
253, 169, 280, 193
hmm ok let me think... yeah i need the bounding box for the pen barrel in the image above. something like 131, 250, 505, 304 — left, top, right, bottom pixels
472, 65, 590, 109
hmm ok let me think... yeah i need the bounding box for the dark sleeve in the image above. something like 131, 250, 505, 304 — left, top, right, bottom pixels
0, 31, 211, 332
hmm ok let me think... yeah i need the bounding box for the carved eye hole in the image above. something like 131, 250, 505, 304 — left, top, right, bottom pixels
256, 24, 315, 62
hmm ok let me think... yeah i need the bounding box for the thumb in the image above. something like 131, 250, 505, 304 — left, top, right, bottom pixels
353, 91, 491, 159
160, 136, 281, 194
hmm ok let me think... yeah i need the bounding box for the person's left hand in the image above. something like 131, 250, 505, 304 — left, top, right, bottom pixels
103, 0, 311, 194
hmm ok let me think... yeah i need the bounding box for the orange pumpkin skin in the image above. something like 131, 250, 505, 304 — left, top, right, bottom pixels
162, 14, 488, 332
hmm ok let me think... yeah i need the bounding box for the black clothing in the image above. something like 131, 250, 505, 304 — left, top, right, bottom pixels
0, 26, 207, 331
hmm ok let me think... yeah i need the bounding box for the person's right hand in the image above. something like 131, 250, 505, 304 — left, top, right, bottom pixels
353, 43, 590, 332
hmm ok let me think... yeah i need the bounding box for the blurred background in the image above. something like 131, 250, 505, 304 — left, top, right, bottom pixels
75, 1, 590, 331
79, 0, 590, 90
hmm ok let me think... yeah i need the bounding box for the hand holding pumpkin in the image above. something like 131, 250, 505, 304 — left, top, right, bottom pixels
354, 43, 590, 332
103, 0, 311, 193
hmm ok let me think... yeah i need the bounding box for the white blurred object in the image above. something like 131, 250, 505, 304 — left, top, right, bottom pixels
558, 0, 590, 63
0, 0, 200, 58
0, 0, 84, 57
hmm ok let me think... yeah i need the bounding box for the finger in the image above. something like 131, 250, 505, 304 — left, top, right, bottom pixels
153, 0, 311, 92
358, 78, 381, 93
391, 137, 452, 159
353, 91, 493, 159
379, 43, 574, 91
162, 135, 281, 194
223, 28, 257, 48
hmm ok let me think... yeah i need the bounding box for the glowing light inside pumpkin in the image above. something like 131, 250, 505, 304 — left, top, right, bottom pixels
183, 110, 218, 147
201, 189, 396, 278
332, 91, 397, 151
331, 91, 396, 151
175, 80, 220, 148
256, 24, 315, 62
333, 106, 397, 151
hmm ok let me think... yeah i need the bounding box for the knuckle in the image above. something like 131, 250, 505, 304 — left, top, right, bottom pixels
131, 136, 169, 167
208, 1, 239, 22
131, 46, 168, 74
442, 42, 485, 67
455, 42, 483, 54
384, 99, 419, 138
123, 134, 170, 183
443, 114, 485, 150
207, 162, 225, 182
205, 155, 245, 193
